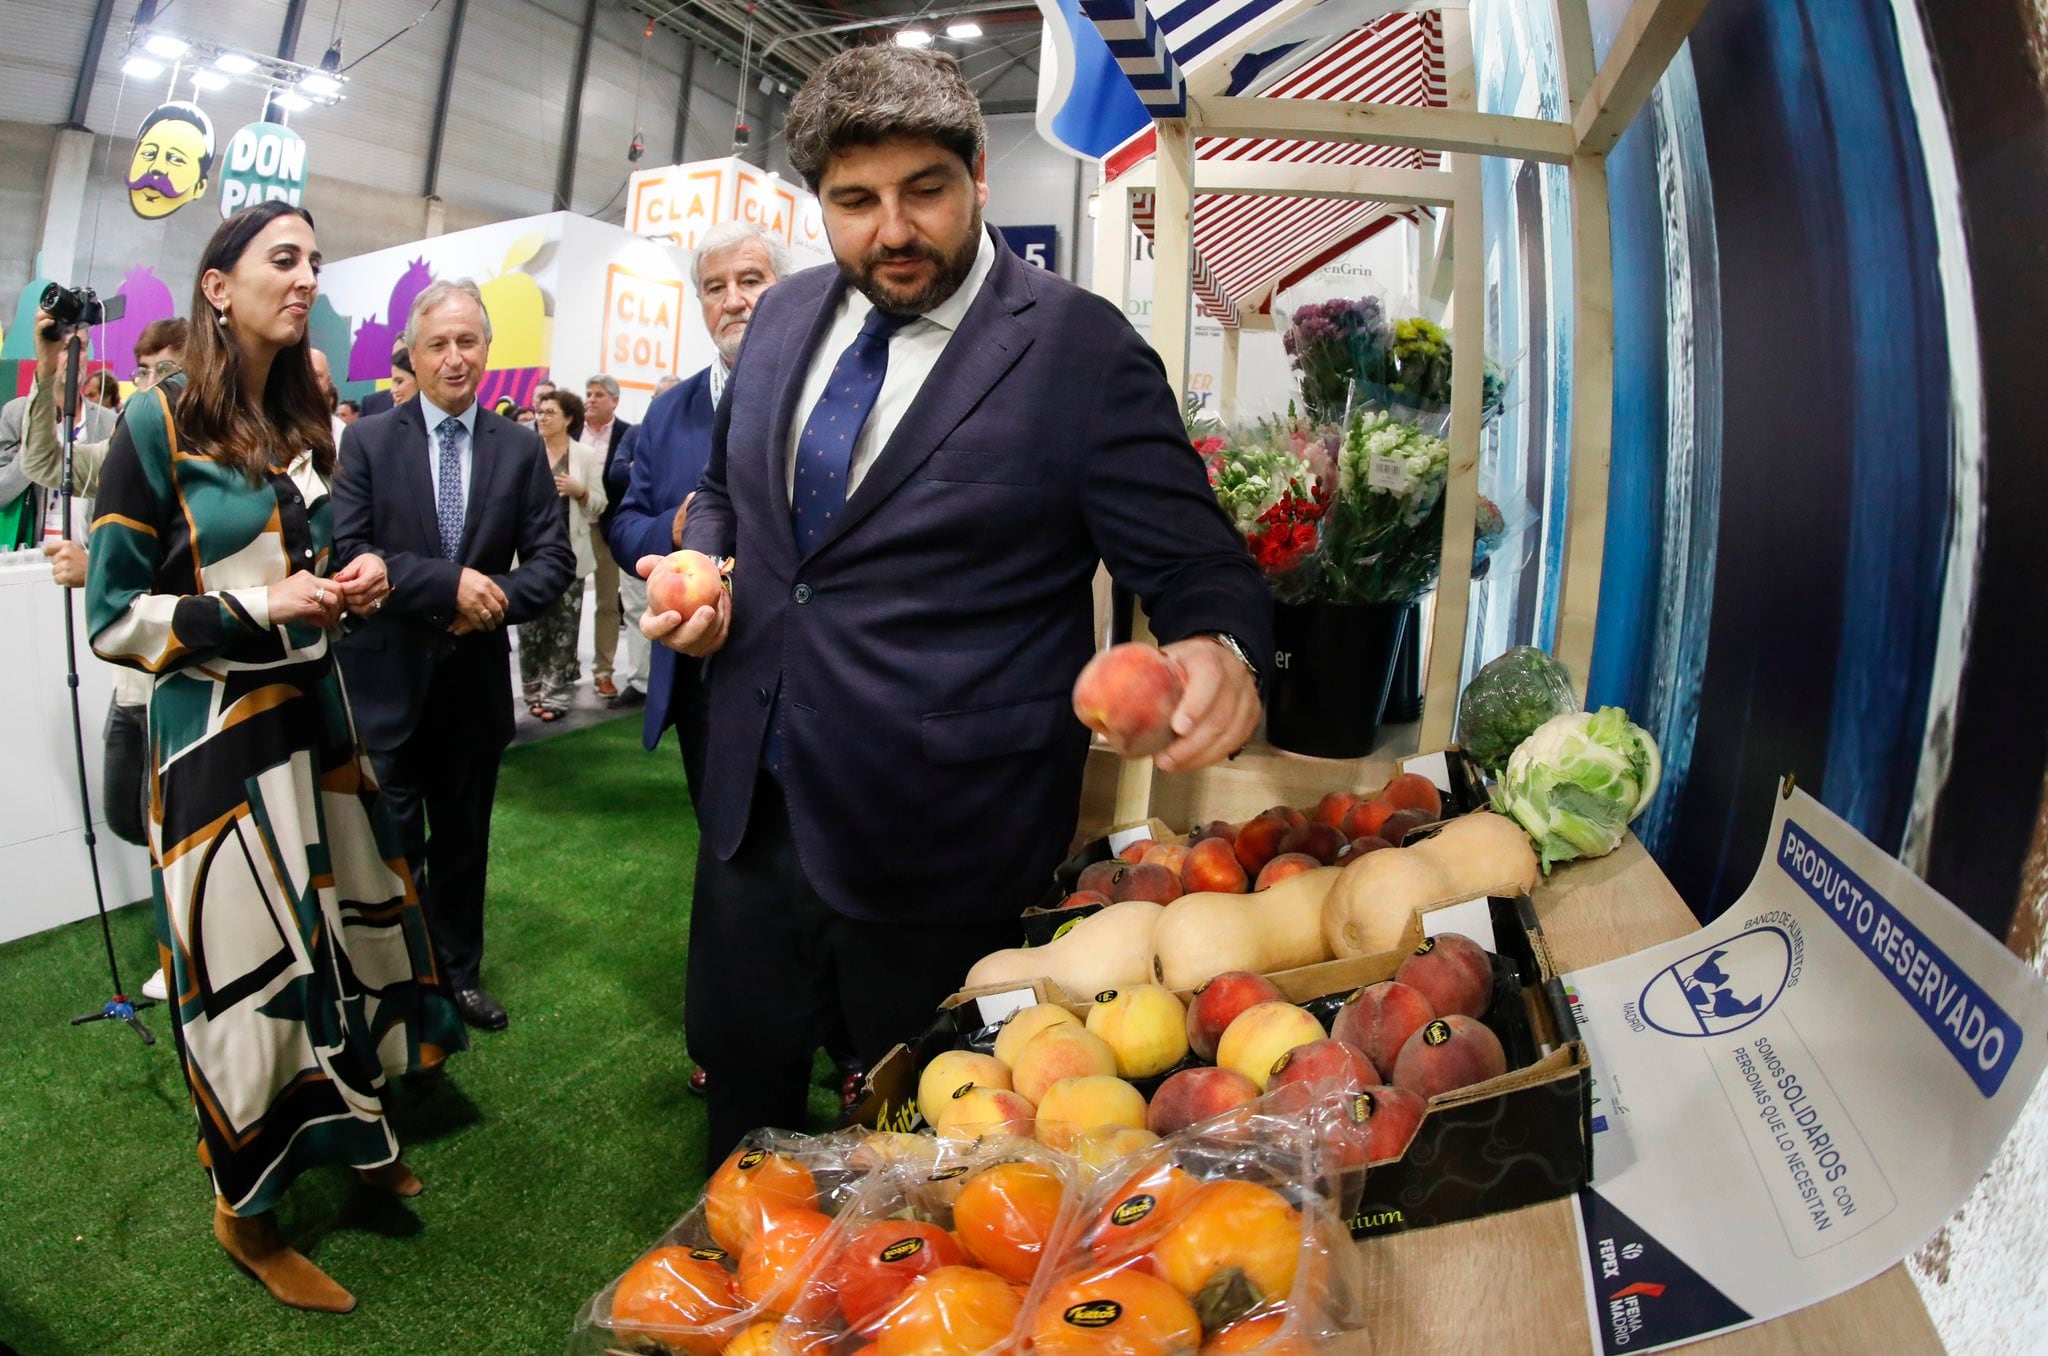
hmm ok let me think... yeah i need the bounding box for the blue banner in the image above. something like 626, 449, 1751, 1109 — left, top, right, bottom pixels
1778, 819, 2022, 1096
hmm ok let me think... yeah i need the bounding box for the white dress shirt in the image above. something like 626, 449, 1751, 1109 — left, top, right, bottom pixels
708, 357, 731, 408
580, 416, 613, 456
784, 229, 997, 504
418, 392, 477, 508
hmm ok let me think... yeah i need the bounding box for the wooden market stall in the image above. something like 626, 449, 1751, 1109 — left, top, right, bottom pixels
1066, 0, 1947, 1346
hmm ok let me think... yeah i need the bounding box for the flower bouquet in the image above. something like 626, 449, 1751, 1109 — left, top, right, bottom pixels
1201, 419, 1333, 600
1281, 297, 1393, 426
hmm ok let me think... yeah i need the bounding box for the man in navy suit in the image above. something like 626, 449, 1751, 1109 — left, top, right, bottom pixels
332, 280, 575, 1032
639, 47, 1270, 1161
609, 220, 789, 799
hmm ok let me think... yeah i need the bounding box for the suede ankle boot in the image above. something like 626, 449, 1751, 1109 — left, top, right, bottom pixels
213, 1200, 356, 1313
355, 1159, 424, 1197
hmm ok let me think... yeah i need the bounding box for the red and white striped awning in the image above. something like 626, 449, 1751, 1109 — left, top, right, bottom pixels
1109, 10, 1445, 327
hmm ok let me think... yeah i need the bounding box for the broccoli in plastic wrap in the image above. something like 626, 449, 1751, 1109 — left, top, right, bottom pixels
1456, 645, 1580, 772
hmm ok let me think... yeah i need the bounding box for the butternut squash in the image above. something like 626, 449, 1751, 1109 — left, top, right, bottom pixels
1149, 867, 1344, 991
1322, 810, 1539, 959
962, 899, 1163, 1000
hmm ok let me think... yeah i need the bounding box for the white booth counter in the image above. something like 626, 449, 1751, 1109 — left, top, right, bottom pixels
0, 552, 151, 944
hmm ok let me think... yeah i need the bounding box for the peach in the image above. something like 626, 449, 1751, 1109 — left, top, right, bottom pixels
1216, 1002, 1327, 1090
917, 1050, 1013, 1128
993, 1003, 1082, 1068
1182, 836, 1249, 894
1192, 819, 1238, 846
1395, 933, 1495, 1020
1341, 799, 1399, 840
1378, 808, 1436, 847
1232, 816, 1290, 876
1111, 862, 1182, 904
1313, 792, 1361, 830
1056, 889, 1111, 912
1011, 1025, 1119, 1104
1344, 835, 1392, 859
1141, 841, 1190, 875
1382, 771, 1444, 818
1266, 1037, 1380, 1100
1118, 838, 1156, 865
1262, 805, 1309, 831
1146, 1065, 1261, 1136
1355, 1084, 1427, 1163
645, 548, 725, 619
1034, 1075, 1149, 1152
1254, 852, 1321, 891
1075, 860, 1127, 898
1278, 822, 1346, 865
1391, 1016, 1508, 1099
1330, 981, 1437, 1077
1084, 984, 1188, 1078
1072, 644, 1184, 757
1070, 1124, 1161, 1173
1185, 970, 1286, 1063
934, 1085, 1036, 1141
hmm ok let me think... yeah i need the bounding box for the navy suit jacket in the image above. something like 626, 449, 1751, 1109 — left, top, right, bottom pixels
594, 416, 634, 536
682, 230, 1272, 925
356, 388, 395, 419
608, 369, 717, 748
331, 397, 576, 752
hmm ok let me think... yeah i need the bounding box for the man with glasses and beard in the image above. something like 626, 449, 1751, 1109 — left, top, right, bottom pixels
636, 47, 1271, 1163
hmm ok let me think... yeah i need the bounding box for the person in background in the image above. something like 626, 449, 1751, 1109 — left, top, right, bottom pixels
83, 371, 122, 408
1, 336, 117, 547
331, 279, 575, 1035
337, 398, 359, 425
580, 374, 633, 701
355, 340, 414, 419
609, 217, 789, 1099
532, 377, 557, 406
652, 373, 681, 397
521, 389, 605, 721
87, 200, 463, 1314
513, 405, 537, 427
643, 47, 1269, 1163
308, 346, 345, 447
131, 317, 190, 393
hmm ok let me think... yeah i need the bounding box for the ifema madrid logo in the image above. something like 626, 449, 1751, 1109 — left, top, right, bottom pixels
1638, 927, 1794, 1038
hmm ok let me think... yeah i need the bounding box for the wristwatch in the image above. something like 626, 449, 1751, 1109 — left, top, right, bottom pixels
1200, 631, 1261, 695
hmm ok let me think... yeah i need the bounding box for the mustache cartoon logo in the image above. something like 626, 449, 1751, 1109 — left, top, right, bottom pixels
128, 169, 181, 198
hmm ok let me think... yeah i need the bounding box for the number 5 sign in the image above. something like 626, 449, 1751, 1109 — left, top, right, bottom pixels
997, 224, 1058, 273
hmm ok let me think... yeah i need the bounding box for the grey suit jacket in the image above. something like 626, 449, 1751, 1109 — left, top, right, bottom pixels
0, 389, 117, 509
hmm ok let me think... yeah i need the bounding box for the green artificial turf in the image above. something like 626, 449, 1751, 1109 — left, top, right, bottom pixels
0, 717, 841, 1355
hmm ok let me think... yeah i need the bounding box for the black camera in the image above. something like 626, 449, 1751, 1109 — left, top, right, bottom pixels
40, 282, 107, 334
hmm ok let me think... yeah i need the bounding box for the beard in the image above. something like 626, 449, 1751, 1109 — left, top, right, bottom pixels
847, 212, 982, 317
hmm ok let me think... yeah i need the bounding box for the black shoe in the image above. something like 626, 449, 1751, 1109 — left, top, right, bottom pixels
607, 686, 647, 709
454, 988, 508, 1031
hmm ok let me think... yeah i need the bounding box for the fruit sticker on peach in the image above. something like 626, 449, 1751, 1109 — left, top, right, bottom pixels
1563, 786, 2048, 1354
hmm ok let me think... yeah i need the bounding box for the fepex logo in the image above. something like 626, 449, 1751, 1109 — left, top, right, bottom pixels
1638, 927, 1792, 1038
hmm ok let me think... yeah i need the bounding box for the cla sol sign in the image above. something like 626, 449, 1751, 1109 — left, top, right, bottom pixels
218, 121, 308, 217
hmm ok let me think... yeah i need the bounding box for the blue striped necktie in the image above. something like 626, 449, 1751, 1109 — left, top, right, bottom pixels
790, 307, 913, 554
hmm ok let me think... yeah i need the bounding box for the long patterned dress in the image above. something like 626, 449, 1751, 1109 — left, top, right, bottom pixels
86, 383, 465, 1217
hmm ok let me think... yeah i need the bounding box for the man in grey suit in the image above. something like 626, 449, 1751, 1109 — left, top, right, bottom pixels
1, 340, 116, 545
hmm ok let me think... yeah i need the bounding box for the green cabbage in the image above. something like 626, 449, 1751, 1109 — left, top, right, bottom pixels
1456, 645, 1579, 771
1494, 707, 1662, 872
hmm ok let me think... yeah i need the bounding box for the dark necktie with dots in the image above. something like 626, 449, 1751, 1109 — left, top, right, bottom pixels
434, 416, 465, 560
790, 307, 913, 554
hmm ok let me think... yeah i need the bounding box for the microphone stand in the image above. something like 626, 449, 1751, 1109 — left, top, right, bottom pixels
54, 325, 155, 1045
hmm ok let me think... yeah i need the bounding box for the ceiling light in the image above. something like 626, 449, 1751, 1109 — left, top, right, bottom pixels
214, 52, 259, 75
300, 73, 342, 98
273, 90, 311, 111
191, 70, 229, 91
123, 55, 164, 78
946, 21, 983, 38
143, 33, 189, 59
895, 28, 933, 47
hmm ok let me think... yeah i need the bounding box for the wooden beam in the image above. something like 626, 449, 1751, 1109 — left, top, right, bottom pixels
1192, 96, 1575, 163
1117, 158, 1459, 209
1419, 8, 1484, 750
1575, 0, 1711, 154
1554, 153, 1614, 700
1218, 325, 1241, 424
1180, 0, 1329, 100
1090, 176, 1133, 308
1550, 0, 1598, 119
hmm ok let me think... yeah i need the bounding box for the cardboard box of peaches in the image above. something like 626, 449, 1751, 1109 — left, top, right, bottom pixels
849, 764, 1592, 1239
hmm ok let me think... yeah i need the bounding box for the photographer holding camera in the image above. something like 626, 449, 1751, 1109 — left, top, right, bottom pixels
0, 310, 115, 550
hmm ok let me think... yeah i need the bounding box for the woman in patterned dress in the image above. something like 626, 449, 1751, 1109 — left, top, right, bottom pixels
87, 202, 465, 1313
518, 388, 604, 720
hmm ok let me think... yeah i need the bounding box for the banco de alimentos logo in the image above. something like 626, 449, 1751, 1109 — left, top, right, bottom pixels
1638, 926, 1792, 1038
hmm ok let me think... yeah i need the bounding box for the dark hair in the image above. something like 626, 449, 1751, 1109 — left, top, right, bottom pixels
539, 389, 585, 441
135, 316, 189, 358
87, 371, 122, 406
783, 47, 984, 191
337, 399, 358, 415
136, 102, 218, 178
392, 345, 415, 376
175, 201, 334, 481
